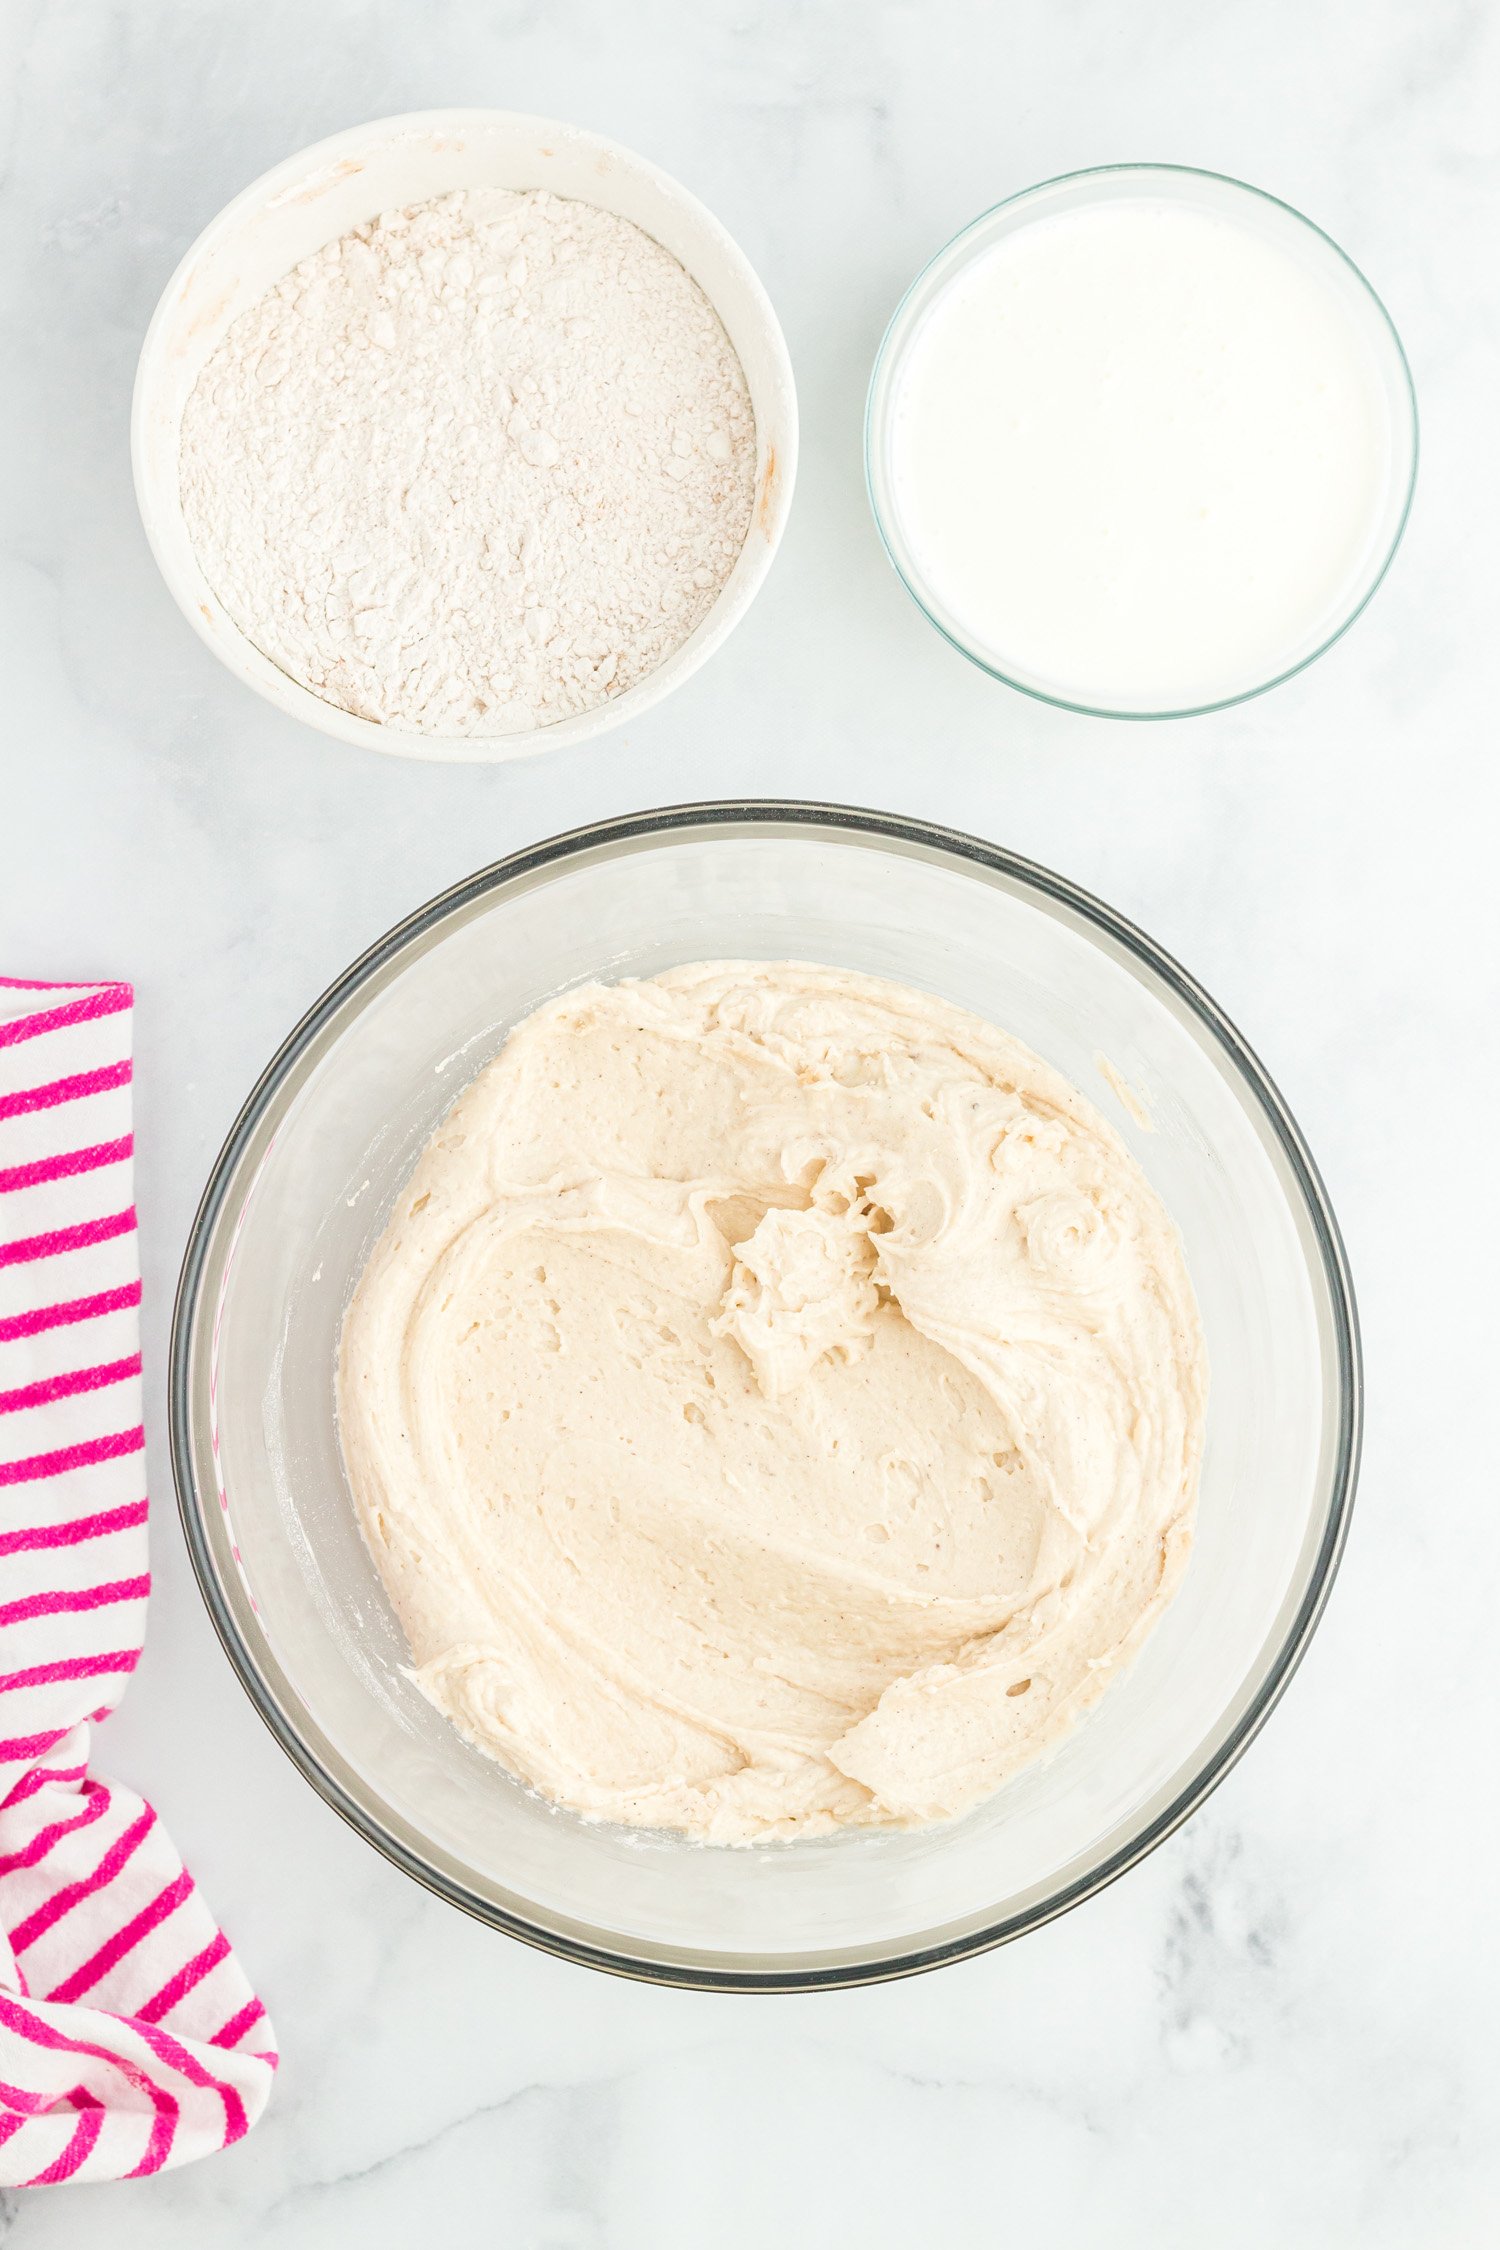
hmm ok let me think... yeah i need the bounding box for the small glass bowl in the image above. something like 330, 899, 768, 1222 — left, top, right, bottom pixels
171, 803, 1360, 1990
865, 164, 1418, 721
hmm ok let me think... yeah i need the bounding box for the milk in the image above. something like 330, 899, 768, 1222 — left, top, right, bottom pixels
885, 197, 1401, 711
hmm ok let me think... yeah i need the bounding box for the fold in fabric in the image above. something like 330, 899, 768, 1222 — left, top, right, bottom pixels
0, 979, 276, 2184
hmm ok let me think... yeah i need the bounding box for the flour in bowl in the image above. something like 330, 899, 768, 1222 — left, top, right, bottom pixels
178, 188, 757, 737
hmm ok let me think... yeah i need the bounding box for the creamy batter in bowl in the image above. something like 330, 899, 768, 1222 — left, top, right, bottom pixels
171, 806, 1358, 1987
340, 964, 1206, 1841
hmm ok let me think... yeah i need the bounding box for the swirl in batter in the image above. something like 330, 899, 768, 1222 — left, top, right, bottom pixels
338, 963, 1207, 1842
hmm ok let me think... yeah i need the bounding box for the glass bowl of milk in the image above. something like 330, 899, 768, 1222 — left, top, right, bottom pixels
866, 164, 1417, 719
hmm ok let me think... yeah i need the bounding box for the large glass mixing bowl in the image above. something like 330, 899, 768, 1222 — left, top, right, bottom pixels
170, 804, 1359, 1989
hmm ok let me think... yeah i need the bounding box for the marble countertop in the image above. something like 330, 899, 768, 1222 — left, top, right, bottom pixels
2, 0, 1495, 2241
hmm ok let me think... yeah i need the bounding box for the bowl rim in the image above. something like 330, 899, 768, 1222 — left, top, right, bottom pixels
864, 160, 1420, 722
169, 799, 1362, 1990
130, 107, 798, 764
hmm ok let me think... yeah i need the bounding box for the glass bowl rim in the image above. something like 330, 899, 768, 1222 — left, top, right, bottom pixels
864, 160, 1420, 722
169, 799, 1362, 1990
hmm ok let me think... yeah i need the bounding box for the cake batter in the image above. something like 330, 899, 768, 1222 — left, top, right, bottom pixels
338, 964, 1206, 1842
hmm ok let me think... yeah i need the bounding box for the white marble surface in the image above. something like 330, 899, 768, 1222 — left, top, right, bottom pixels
2, 0, 1496, 2240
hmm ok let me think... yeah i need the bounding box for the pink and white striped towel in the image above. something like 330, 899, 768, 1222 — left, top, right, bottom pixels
0, 978, 275, 2185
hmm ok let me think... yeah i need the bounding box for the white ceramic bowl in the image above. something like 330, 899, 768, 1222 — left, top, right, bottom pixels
132, 110, 797, 762
171, 804, 1359, 1989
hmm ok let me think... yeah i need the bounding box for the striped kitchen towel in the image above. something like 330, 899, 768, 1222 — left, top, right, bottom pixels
0, 977, 275, 2185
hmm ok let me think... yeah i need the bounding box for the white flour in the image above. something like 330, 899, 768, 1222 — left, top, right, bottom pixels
178, 188, 757, 737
